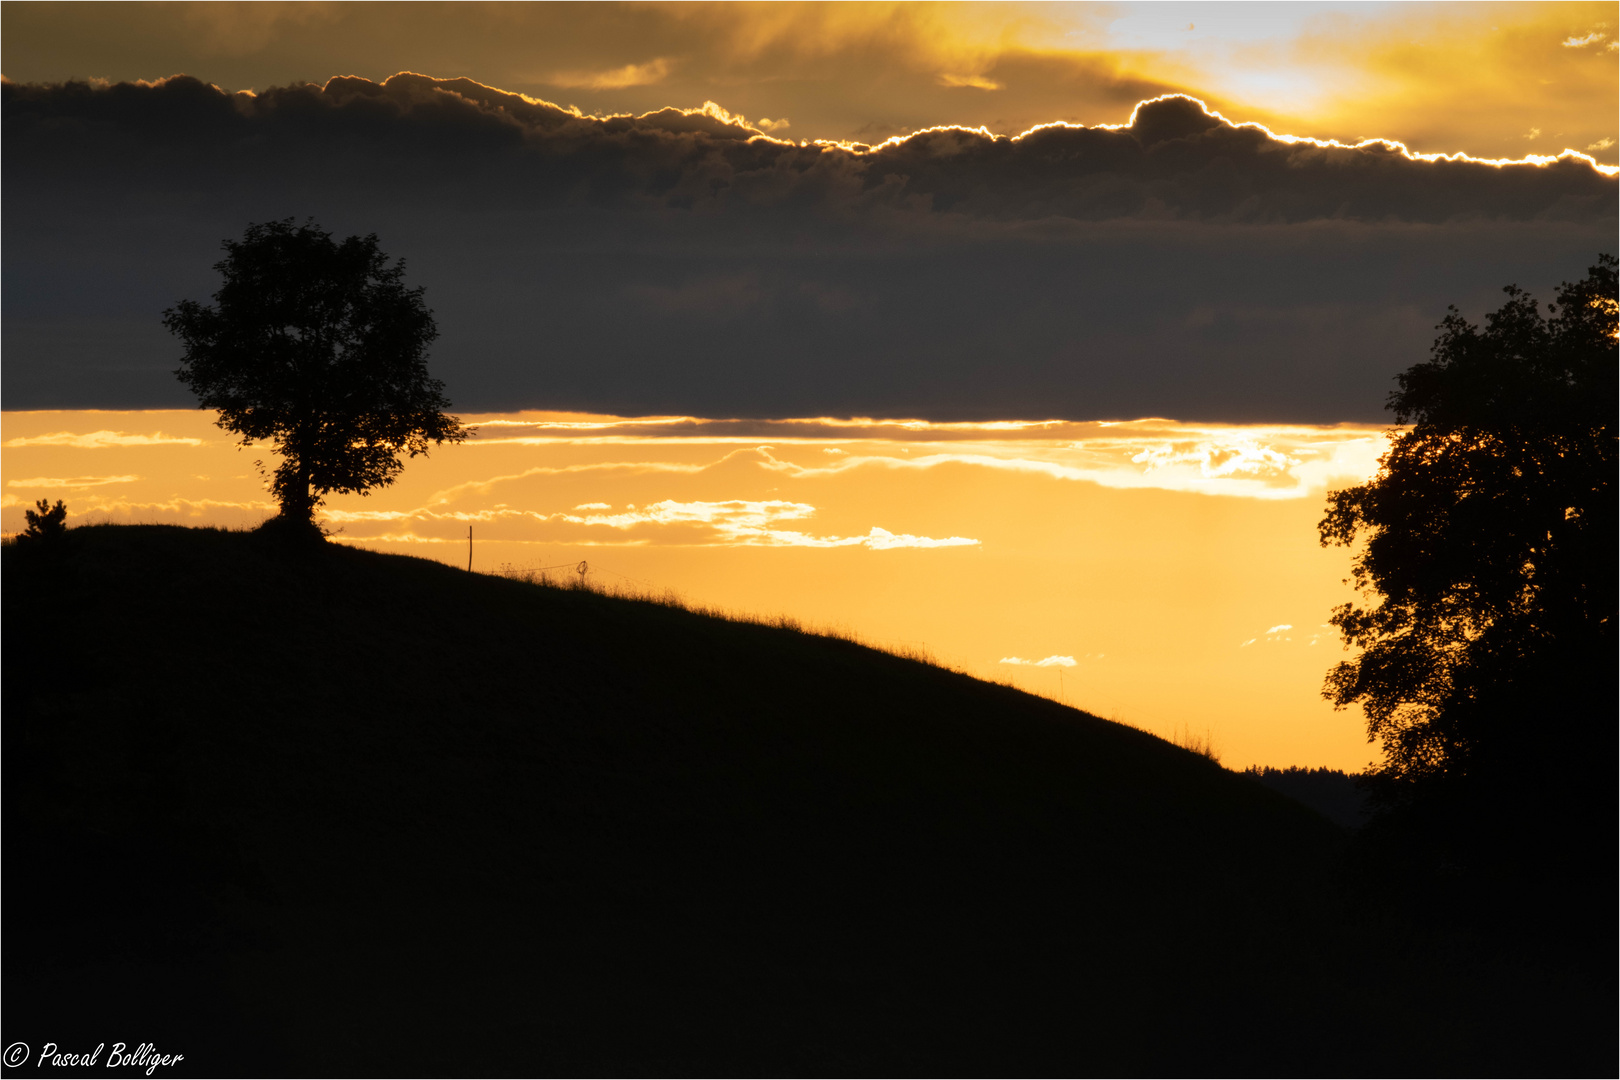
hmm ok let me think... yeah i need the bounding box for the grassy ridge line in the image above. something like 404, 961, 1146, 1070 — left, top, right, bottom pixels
3, 524, 1590, 1075
483, 557, 1224, 762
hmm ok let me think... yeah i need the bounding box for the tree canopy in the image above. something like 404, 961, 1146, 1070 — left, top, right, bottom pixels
165, 219, 468, 534
1320, 255, 1616, 817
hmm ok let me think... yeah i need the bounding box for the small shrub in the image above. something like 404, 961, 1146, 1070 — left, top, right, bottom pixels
21, 499, 68, 544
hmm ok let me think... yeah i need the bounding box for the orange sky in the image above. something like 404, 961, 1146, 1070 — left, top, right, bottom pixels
2, 408, 1392, 771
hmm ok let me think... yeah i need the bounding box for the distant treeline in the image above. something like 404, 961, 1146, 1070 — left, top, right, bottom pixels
1244, 767, 1369, 831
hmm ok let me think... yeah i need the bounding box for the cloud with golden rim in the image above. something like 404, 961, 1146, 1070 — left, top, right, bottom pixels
4, 72, 1612, 421
1, 1, 1611, 163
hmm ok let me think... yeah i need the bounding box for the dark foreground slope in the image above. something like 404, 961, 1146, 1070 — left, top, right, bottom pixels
3, 527, 1606, 1075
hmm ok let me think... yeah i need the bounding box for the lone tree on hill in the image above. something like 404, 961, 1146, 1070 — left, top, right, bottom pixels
1320, 254, 1616, 850
165, 219, 469, 537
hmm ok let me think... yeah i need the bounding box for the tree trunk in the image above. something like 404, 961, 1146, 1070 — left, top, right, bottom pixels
285, 460, 313, 523
264, 447, 322, 543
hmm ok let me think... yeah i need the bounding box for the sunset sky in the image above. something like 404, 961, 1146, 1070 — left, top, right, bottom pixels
3, 2, 1615, 770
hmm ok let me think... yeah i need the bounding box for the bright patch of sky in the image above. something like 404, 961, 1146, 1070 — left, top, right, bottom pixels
1088, 1, 1405, 109
1099, 2, 1405, 48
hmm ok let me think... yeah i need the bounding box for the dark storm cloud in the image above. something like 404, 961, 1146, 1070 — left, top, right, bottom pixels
4, 74, 1614, 420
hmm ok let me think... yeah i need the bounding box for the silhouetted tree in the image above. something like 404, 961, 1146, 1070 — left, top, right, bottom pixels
1320, 255, 1616, 857
165, 220, 469, 538
20, 498, 68, 544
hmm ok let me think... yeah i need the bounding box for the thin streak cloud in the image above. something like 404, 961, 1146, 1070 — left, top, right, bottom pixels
61, 497, 279, 523
322, 496, 979, 551
561, 500, 978, 550
455, 418, 1391, 500
423, 461, 709, 504
6, 474, 140, 488
938, 73, 1004, 91
3, 430, 206, 448
752, 442, 1386, 500
549, 58, 674, 90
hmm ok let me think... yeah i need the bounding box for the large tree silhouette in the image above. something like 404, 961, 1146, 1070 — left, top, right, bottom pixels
166, 220, 468, 535
1320, 255, 1616, 858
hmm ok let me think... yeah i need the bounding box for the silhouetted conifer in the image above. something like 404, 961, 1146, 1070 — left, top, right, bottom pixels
19, 498, 67, 544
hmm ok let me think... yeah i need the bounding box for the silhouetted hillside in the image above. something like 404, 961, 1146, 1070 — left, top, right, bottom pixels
3, 526, 1608, 1075
1246, 766, 1371, 831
